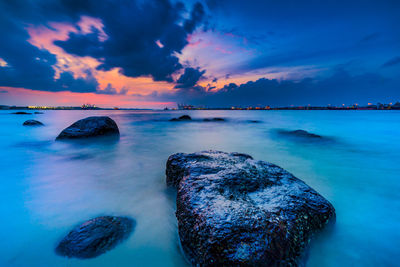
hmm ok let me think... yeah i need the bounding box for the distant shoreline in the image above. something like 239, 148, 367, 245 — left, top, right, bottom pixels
1, 102, 400, 111
1, 107, 399, 111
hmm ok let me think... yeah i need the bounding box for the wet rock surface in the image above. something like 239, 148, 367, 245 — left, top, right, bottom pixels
23, 119, 44, 126
170, 115, 192, 121
166, 151, 335, 266
56, 116, 119, 140
56, 216, 135, 259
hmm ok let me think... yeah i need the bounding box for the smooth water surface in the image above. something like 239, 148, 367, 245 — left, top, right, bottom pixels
0, 110, 399, 266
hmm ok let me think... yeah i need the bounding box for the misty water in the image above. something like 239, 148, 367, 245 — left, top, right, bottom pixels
0, 110, 399, 266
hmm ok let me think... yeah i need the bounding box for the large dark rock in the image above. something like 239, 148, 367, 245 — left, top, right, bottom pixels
56, 116, 119, 140
170, 115, 192, 121
23, 120, 44, 126
166, 151, 335, 266
56, 216, 135, 259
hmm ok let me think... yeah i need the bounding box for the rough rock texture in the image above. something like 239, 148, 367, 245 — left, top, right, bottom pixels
56, 216, 135, 259
170, 115, 192, 121
279, 129, 322, 139
23, 120, 44, 126
56, 116, 119, 140
166, 151, 335, 266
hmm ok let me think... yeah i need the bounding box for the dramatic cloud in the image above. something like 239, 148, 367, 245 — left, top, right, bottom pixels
175, 67, 206, 89
0, 0, 206, 96
0, 0, 399, 107
184, 2, 205, 33
0, 1, 99, 93
54, 0, 205, 82
155, 68, 399, 107
55, 71, 98, 92
96, 83, 128, 95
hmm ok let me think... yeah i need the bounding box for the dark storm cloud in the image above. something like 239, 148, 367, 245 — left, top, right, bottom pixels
54, 0, 206, 82
96, 83, 128, 95
55, 71, 99, 93
0, 0, 206, 93
0, 1, 99, 93
174, 67, 206, 89
155, 68, 399, 107
184, 2, 205, 33
382, 56, 400, 68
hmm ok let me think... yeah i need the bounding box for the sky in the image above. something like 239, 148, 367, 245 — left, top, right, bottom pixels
0, 0, 399, 108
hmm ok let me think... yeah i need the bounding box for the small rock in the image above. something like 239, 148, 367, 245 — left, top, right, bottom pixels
203, 118, 226, 122
170, 115, 192, 121
11, 111, 31, 115
23, 120, 44, 126
56, 216, 135, 259
278, 129, 322, 139
56, 116, 119, 140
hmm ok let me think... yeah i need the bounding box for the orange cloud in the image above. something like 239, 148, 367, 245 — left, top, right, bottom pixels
27, 16, 176, 96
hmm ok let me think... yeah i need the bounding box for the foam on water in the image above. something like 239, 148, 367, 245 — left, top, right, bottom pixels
0, 110, 399, 266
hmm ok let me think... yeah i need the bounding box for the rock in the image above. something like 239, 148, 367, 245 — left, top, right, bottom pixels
56, 216, 135, 259
11, 111, 31, 114
166, 151, 335, 266
23, 120, 44, 126
279, 129, 322, 139
170, 115, 192, 121
203, 118, 226, 122
56, 116, 119, 140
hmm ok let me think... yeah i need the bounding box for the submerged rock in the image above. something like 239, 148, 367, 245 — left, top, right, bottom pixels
170, 115, 192, 121
11, 111, 31, 115
278, 129, 322, 139
23, 120, 44, 126
56, 216, 135, 259
203, 117, 226, 122
56, 116, 119, 140
166, 151, 335, 266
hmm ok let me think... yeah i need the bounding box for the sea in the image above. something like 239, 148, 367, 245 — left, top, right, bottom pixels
0, 109, 399, 266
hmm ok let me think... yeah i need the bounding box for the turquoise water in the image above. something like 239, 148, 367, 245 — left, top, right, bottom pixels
0, 110, 399, 266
